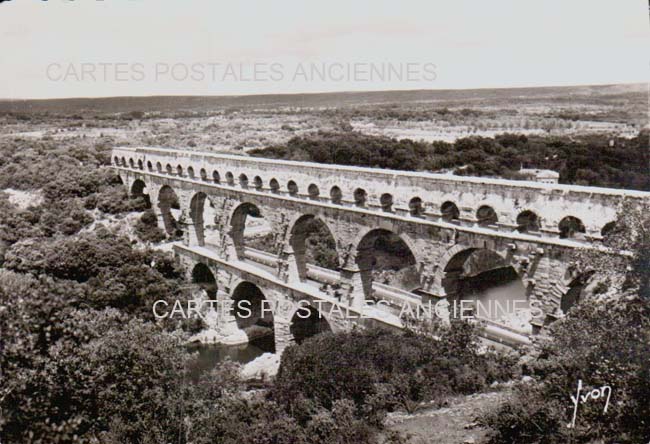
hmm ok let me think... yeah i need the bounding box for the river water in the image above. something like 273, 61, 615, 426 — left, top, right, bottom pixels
186, 335, 275, 382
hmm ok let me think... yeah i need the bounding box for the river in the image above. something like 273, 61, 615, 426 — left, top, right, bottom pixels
186, 335, 275, 382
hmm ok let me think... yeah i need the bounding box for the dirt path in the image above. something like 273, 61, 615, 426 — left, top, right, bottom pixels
385, 390, 511, 444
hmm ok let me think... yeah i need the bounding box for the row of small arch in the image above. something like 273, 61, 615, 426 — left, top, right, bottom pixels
117, 156, 615, 238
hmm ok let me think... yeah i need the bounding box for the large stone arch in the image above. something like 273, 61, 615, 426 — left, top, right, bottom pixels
349, 225, 421, 269
432, 242, 510, 296
288, 302, 332, 345
230, 281, 275, 348
228, 201, 266, 259
286, 213, 340, 281
191, 262, 217, 298
546, 266, 588, 317
435, 244, 532, 332
351, 227, 420, 303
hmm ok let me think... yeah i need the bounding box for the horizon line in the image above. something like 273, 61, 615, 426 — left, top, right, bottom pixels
0, 81, 646, 103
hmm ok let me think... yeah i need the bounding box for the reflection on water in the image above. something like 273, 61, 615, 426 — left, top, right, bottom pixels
186, 335, 275, 382
458, 267, 532, 333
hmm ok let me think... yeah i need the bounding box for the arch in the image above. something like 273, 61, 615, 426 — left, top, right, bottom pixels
114, 156, 120, 166
231, 282, 275, 349
129, 158, 135, 168
560, 279, 584, 314
225, 172, 235, 185
516, 210, 540, 233
476, 205, 498, 227
147, 161, 153, 171
165, 164, 173, 175
157, 185, 182, 237
290, 304, 331, 345
130, 179, 151, 208
156, 162, 162, 173
137, 159, 144, 170
253, 176, 263, 190
191, 263, 217, 299
239, 173, 249, 188
330, 186, 342, 204
287, 180, 299, 196
440, 247, 529, 332
409, 197, 424, 217
121, 157, 126, 167
269, 178, 280, 193
601, 221, 616, 237
354, 228, 419, 302
288, 214, 339, 281
190, 192, 208, 246
441, 201, 460, 222
176, 165, 184, 177
212, 170, 220, 184
380, 193, 393, 212
187, 166, 195, 179
229, 202, 267, 259
308, 184, 320, 200
353, 188, 367, 207
433, 242, 499, 295
200, 168, 207, 181
559, 216, 586, 239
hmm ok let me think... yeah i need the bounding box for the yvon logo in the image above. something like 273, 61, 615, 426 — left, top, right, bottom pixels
568, 379, 612, 429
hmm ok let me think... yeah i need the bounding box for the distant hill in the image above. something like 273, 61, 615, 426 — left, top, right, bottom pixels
0, 83, 645, 114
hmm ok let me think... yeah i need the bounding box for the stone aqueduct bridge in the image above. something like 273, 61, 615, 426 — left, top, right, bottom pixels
112, 147, 649, 351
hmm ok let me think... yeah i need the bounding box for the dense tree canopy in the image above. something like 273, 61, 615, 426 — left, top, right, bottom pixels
250, 130, 650, 191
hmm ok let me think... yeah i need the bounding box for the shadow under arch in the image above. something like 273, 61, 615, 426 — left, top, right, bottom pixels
190, 192, 219, 247
191, 263, 217, 299
354, 228, 419, 301
289, 304, 332, 345
230, 281, 275, 350
516, 210, 540, 233
560, 277, 585, 315
229, 202, 270, 259
157, 185, 183, 238
130, 179, 151, 208
288, 214, 339, 281
442, 247, 530, 333
189, 192, 208, 246
559, 216, 586, 239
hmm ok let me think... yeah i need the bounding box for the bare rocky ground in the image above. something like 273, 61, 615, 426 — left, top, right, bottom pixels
383, 390, 512, 444
1, 84, 646, 153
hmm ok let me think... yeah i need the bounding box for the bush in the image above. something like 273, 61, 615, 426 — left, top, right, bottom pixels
135, 209, 167, 243
0, 268, 190, 444
3, 229, 183, 316
273, 323, 517, 423
482, 297, 650, 444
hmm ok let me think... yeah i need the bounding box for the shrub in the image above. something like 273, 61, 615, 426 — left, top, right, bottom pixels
134, 209, 166, 243
273, 323, 517, 423
482, 297, 650, 444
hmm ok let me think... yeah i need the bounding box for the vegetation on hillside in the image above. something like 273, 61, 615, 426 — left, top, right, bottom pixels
481, 202, 650, 443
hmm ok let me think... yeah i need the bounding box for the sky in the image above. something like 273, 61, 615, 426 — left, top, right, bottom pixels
0, 0, 648, 99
